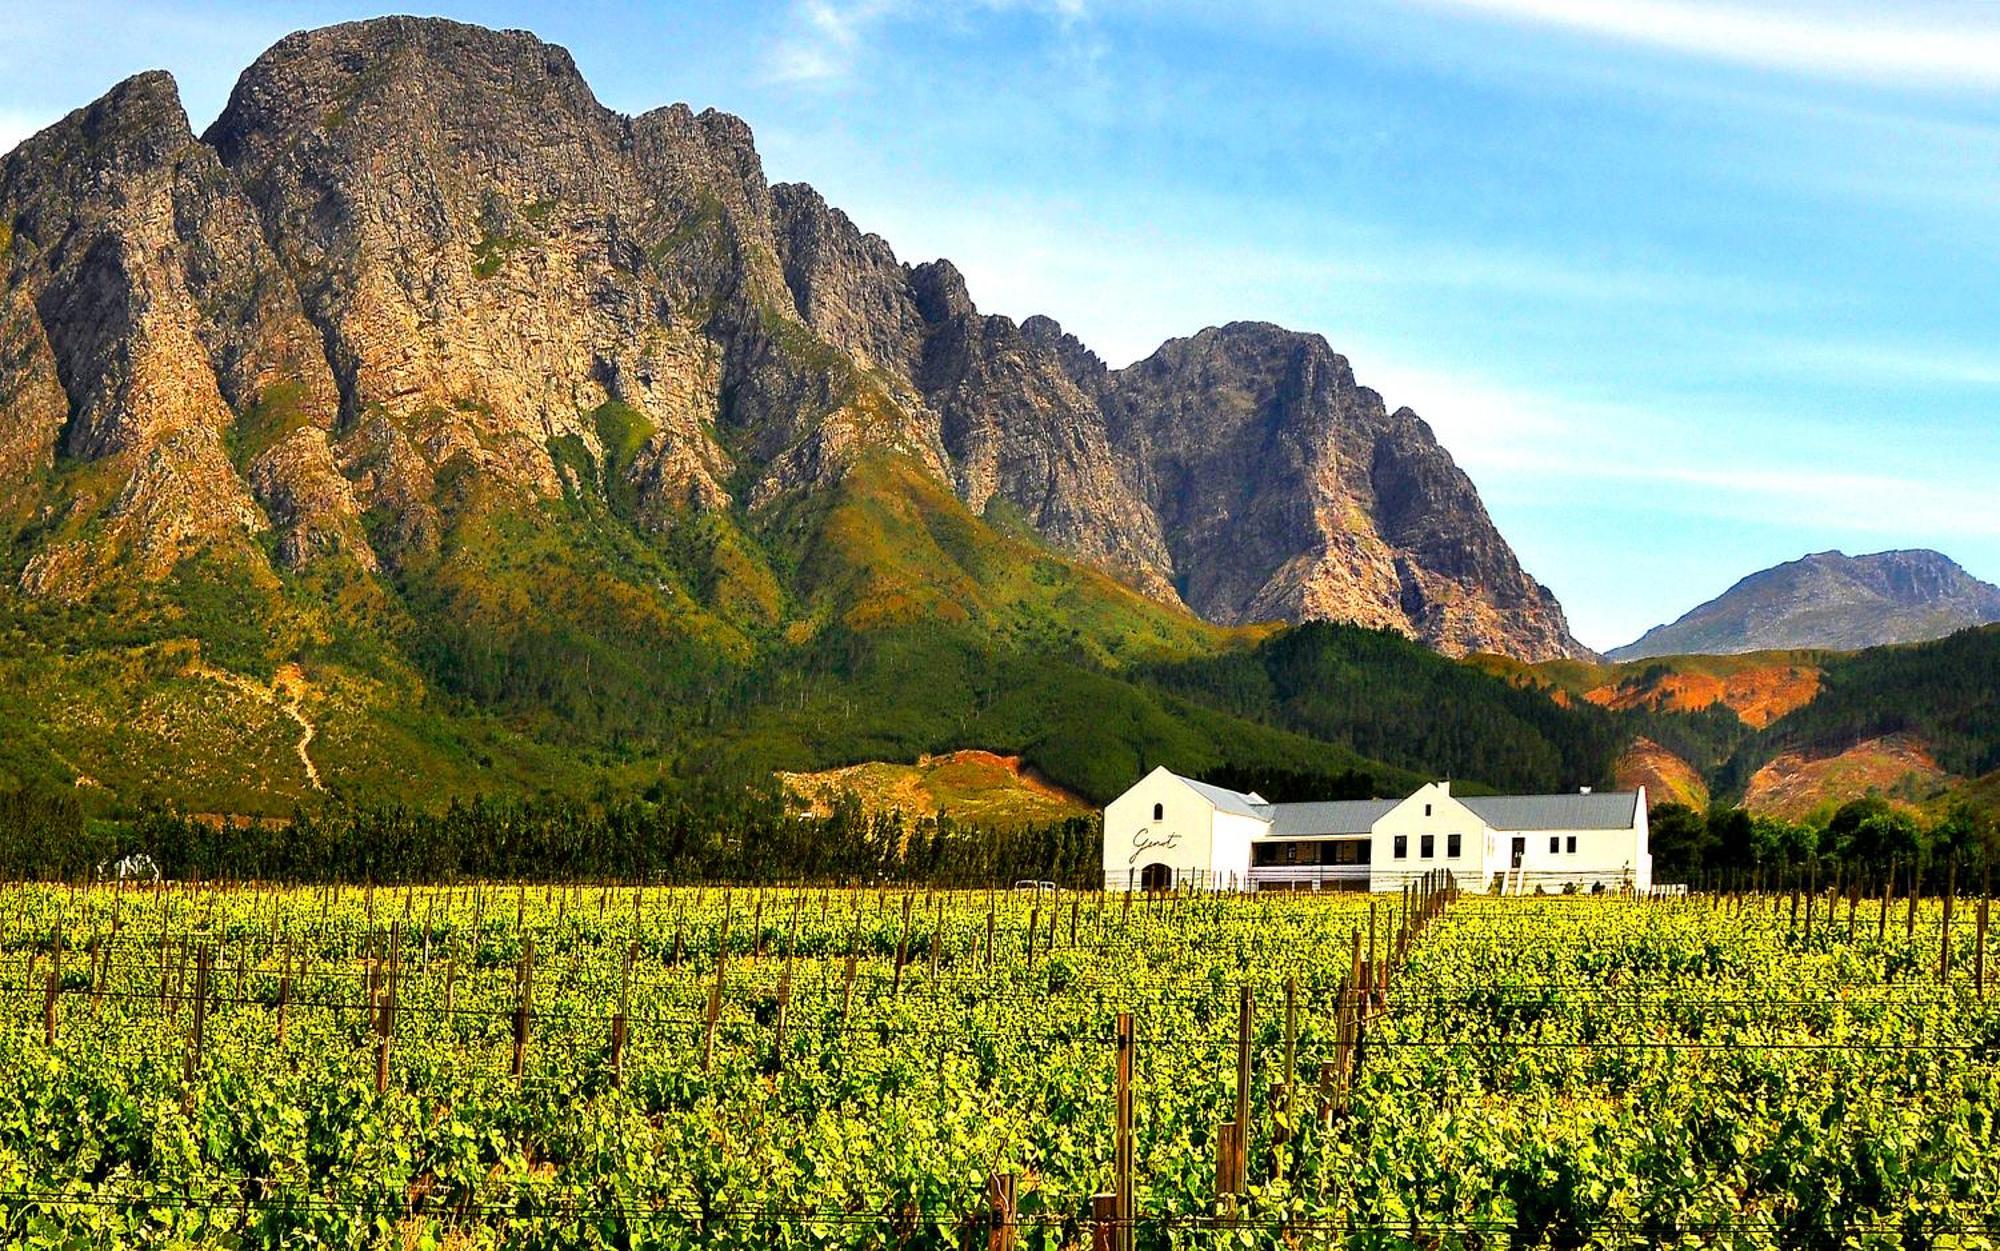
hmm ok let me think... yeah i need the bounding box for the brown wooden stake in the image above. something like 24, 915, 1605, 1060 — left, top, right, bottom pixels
276, 946, 292, 1049
1233, 986, 1252, 1195
611, 941, 634, 1086
772, 962, 792, 1073
1283, 976, 1298, 1094
1907, 863, 1921, 940
1940, 859, 1957, 984
184, 944, 210, 1083
892, 894, 913, 995
511, 937, 534, 1082
1975, 885, 1988, 1000
928, 897, 943, 984
987, 1172, 1018, 1251
1113, 1010, 1135, 1251
42, 964, 58, 1047
376, 920, 400, 1094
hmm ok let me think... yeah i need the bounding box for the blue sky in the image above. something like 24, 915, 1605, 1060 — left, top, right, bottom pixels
5, 1, 1999, 650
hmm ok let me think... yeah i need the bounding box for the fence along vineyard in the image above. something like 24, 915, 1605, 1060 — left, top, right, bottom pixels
0, 874, 1994, 1247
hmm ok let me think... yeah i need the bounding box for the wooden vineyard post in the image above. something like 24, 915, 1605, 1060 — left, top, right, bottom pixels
928, 897, 943, 985
987, 1172, 1018, 1251
276, 942, 292, 1048
892, 894, 913, 996
1881, 860, 1895, 944
1976, 875, 1989, 1000
1907, 864, 1921, 941
511, 937, 534, 1083
1974, 869, 1989, 999
1113, 1011, 1135, 1251
772, 960, 793, 1073
985, 905, 996, 969
1940, 859, 1957, 984
842, 905, 861, 1023
184, 944, 210, 1083
1233, 986, 1252, 1195
1283, 976, 1298, 1092
611, 941, 634, 1086
703, 900, 732, 1070
1026, 906, 1039, 971
376, 921, 400, 1094
42, 936, 60, 1047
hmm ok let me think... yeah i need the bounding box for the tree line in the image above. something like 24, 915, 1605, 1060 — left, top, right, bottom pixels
0, 772, 1103, 886
1650, 794, 1998, 889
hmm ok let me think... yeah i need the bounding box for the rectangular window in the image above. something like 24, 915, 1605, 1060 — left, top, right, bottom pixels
1424, 803, 1432, 817
1447, 833, 1462, 858
1566, 835, 1577, 854
1393, 835, 1408, 859
1420, 834, 1435, 859
1550, 836, 1560, 854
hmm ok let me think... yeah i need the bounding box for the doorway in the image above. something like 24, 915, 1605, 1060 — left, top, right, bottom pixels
1510, 837, 1526, 869
1139, 862, 1174, 893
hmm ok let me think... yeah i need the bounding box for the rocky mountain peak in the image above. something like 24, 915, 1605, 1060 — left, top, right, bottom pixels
0, 16, 1587, 661
1610, 548, 2000, 659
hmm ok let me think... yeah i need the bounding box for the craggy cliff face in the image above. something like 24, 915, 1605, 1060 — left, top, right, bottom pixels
0, 16, 1583, 661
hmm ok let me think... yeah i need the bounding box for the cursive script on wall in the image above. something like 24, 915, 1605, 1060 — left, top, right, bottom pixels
1129, 829, 1180, 865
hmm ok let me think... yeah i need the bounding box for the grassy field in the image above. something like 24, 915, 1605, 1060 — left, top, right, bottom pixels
0, 877, 1993, 1247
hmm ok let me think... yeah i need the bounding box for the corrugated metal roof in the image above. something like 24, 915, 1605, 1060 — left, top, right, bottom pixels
1175, 774, 1269, 819
1267, 799, 1397, 836
1459, 791, 1640, 831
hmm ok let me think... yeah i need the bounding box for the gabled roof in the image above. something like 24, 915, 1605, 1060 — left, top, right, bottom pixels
1459, 791, 1641, 831
1267, 799, 1397, 836
1174, 774, 1269, 819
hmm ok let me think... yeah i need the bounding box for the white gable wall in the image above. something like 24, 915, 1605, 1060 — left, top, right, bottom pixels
1367, 782, 1487, 891
1102, 768, 1249, 889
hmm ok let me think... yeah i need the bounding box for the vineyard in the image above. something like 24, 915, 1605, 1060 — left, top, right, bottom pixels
0, 876, 1994, 1248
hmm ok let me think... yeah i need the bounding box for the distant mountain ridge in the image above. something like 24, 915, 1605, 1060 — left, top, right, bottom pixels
1609, 550, 2000, 660
0, 16, 1582, 663
0, 16, 1595, 816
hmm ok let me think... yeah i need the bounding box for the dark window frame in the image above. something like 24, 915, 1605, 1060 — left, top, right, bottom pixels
1393, 834, 1408, 860
1420, 833, 1435, 859
1447, 833, 1462, 858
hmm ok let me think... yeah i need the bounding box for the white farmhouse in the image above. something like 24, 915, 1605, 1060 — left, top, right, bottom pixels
1102, 769, 1651, 894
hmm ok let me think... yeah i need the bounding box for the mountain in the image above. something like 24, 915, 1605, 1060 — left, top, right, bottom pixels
0, 17, 1592, 815
1716, 624, 2000, 819
1609, 550, 2000, 660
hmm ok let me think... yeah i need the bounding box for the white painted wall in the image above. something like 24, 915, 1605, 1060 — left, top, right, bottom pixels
1367, 782, 1485, 891
1101, 768, 1221, 889
1490, 789, 1651, 894
1209, 810, 1264, 890
1101, 773, 1653, 895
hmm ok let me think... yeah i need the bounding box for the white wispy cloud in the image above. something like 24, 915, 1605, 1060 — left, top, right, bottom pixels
762, 0, 1093, 87
1416, 0, 2000, 90
1754, 339, 2000, 388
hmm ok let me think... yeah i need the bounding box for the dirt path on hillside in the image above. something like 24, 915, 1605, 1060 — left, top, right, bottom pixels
190, 661, 325, 792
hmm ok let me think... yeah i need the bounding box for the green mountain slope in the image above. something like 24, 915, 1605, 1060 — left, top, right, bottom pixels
1717, 625, 2000, 804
